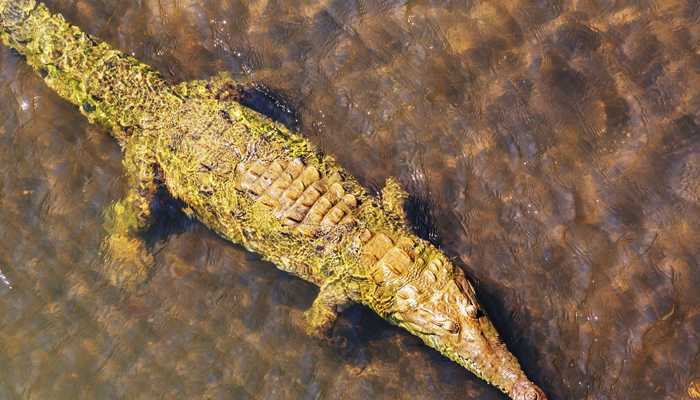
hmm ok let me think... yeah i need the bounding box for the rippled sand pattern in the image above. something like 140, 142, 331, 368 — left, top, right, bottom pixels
2, 0, 700, 398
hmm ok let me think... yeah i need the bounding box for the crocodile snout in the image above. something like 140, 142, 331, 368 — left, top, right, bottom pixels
393, 268, 546, 400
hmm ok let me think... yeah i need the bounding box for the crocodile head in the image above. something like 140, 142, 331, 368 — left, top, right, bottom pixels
392, 269, 546, 400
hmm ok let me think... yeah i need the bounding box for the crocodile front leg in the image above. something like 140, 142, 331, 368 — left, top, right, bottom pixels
304, 280, 354, 342
305, 281, 370, 372
101, 138, 162, 291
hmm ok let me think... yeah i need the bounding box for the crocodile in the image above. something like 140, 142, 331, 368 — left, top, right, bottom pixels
0, 1, 546, 398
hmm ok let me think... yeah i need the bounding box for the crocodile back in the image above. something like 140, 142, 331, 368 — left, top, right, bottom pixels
150, 83, 461, 321
147, 89, 365, 285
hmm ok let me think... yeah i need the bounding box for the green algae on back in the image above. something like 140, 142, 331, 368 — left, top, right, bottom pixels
0, 1, 546, 398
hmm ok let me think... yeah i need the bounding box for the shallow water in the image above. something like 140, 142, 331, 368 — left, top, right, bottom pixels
1, 0, 700, 399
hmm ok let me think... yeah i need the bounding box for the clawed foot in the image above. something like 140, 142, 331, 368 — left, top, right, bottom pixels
304, 308, 370, 374
101, 234, 153, 292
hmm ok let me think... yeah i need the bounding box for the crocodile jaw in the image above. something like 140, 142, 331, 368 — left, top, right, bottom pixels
393, 271, 546, 400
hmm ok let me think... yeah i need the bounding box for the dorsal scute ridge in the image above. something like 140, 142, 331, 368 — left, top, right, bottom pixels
235, 157, 361, 237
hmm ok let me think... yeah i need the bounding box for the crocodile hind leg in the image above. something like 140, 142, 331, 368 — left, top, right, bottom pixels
177, 73, 296, 130
175, 72, 251, 103
101, 138, 162, 292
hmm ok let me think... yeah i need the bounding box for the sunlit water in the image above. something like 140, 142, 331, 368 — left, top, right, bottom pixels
1, 0, 700, 399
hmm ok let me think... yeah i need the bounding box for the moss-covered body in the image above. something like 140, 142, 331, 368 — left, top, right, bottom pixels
0, 1, 545, 398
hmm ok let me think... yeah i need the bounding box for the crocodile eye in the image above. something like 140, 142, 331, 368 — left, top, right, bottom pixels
438, 319, 460, 334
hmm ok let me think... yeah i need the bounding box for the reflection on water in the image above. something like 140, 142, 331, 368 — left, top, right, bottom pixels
1, 0, 700, 398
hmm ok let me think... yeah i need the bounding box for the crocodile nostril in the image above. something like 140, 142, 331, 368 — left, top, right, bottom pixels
525, 389, 539, 400
513, 381, 546, 400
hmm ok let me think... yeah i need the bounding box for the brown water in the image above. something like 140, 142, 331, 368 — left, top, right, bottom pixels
1, 0, 700, 399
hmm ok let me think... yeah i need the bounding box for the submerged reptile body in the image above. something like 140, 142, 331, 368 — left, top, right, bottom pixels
0, 1, 545, 399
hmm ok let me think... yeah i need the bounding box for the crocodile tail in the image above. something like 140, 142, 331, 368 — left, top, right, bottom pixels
0, 0, 35, 50
0, 0, 173, 144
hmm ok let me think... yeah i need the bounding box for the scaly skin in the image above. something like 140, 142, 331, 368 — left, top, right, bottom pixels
0, 1, 546, 398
